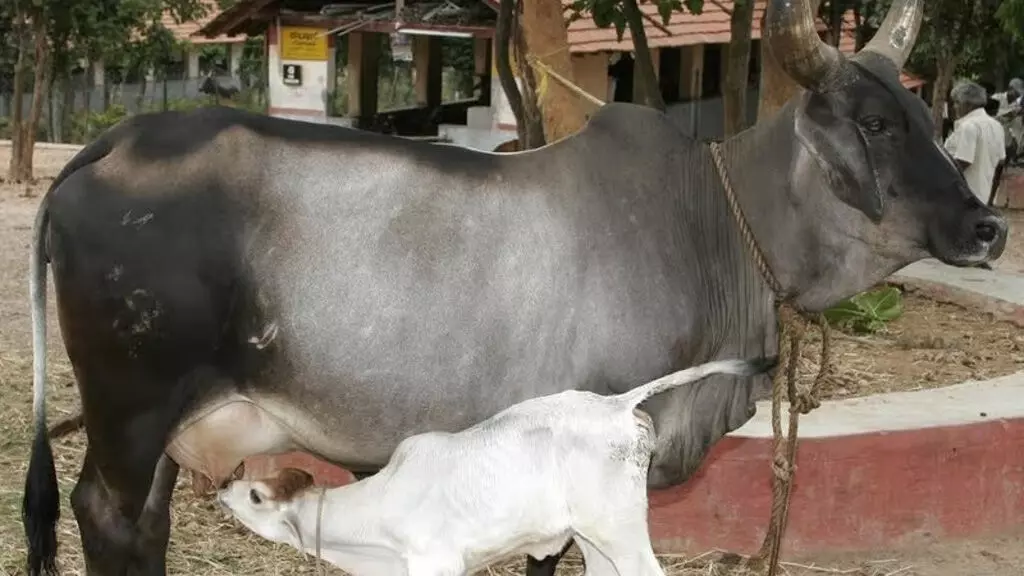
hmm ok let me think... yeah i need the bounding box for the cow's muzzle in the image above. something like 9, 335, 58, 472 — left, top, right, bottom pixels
931, 206, 1009, 266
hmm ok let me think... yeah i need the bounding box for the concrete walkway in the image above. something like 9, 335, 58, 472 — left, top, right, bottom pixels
727, 258, 1024, 439
732, 371, 1024, 438
895, 258, 1024, 306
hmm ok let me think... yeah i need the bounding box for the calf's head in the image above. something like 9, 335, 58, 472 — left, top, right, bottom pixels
766, 0, 1006, 284
218, 468, 315, 547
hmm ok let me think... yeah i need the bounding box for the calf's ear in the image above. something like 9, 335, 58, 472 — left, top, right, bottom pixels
267, 468, 316, 500
794, 92, 885, 223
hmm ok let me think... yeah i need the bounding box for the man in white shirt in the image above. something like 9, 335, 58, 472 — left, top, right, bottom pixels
995, 78, 1024, 165
944, 81, 1006, 206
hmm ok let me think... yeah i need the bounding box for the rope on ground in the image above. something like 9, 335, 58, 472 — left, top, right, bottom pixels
709, 142, 834, 576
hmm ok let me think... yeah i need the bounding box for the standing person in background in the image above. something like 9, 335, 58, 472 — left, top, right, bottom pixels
945, 80, 1006, 205
945, 81, 1007, 270
996, 78, 1024, 167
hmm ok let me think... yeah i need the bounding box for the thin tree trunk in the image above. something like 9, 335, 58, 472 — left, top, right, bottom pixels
621, 0, 665, 110
17, 21, 52, 182
511, 2, 546, 149
136, 67, 149, 111
60, 69, 73, 143
8, 7, 28, 180
495, 0, 529, 148
723, 0, 755, 137
757, 0, 823, 122
521, 0, 586, 141
931, 54, 957, 141
931, 3, 977, 140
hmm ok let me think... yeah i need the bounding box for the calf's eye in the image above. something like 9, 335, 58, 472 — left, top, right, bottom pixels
249, 489, 262, 505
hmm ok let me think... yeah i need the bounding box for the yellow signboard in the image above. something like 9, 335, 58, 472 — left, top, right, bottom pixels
280, 26, 328, 61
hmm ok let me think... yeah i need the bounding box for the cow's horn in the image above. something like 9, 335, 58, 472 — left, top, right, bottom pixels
860, 0, 923, 70
765, 0, 845, 93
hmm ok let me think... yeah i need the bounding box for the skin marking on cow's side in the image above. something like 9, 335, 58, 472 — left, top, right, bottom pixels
20, 0, 1008, 575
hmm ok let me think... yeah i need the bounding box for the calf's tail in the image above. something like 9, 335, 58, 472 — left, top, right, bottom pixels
23, 203, 60, 576
619, 357, 776, 411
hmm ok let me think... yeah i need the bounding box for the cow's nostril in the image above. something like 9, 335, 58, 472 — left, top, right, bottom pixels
975, 221, 998, 243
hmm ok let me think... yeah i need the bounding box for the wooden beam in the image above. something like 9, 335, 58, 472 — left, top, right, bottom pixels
347, 32, 380, 119
413, 35, 442, 108
279, 14, 496, 38
680, 44, 704, 101
474, 37, 492, 104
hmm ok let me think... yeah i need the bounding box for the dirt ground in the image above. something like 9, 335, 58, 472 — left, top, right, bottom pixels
1, 146, 1023, 575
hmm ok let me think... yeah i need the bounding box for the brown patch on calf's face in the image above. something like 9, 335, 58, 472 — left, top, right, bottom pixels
263, 467, 315, 501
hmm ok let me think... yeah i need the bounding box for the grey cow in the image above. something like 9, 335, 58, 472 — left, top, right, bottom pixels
22, 0, 1005, 575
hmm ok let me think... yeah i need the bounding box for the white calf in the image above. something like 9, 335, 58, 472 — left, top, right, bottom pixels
218, 358, 767, 576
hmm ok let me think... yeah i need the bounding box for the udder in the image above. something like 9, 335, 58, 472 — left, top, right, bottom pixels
165, 395, 294, 487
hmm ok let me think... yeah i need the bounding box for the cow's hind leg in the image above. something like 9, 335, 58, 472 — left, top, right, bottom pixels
72, 437, 179, 575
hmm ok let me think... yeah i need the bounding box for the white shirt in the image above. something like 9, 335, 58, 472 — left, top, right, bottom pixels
944, 107, 1006, 204
994, 92, 1024, 148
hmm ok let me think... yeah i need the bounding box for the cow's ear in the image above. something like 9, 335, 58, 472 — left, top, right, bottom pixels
794, 92, 885, 222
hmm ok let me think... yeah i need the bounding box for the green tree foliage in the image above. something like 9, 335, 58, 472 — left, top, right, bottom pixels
564, 0, 705, 111
564, 0, 704, 39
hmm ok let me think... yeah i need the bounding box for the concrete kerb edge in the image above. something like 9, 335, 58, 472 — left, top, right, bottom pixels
0, 139, 85, 152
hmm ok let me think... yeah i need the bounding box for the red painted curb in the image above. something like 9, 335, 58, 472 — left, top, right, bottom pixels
243, 416, 1024, 555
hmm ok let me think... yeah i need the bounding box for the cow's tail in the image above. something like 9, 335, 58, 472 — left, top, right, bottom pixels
24, 199, 59, 576
23, 128, 116, 576
617, 357, 776, 412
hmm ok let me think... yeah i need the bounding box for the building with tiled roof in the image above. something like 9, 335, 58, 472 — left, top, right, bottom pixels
192, 0, 929, 148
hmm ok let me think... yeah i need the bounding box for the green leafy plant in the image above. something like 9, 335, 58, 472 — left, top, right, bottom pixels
824, 285, 904, 334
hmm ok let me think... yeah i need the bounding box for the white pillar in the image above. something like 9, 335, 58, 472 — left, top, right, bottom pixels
91, 60, 105, 87
230, 42, 245, 78
187, 50, 201, 78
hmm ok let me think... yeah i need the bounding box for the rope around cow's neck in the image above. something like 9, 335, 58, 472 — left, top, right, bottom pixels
708, 142, 834, 576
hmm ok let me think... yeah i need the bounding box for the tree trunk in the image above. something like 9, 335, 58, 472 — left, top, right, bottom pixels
511, 2, 546, 149
757, 0, 823, 123
931, 2, 978, 140
723, 0, 755, 137
60, 69, 74, 144
16, 21, 52, 182
622, 0, 665, 111
931, 53, 957, 141
495, 0, 530, 148
520, 0, 586, 142
8, 8, 29, 181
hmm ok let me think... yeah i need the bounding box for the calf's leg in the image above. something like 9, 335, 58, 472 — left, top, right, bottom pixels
524, 540, 571, 576
575, 514, 664, 576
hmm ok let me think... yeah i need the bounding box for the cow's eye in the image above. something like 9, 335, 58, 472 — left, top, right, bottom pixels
249, 489, 262, 505
860, 115, 887, 134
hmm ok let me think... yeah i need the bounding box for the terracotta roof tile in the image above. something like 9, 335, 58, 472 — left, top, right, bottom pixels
566, 1, 923, 89
566, 1, 769, 53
